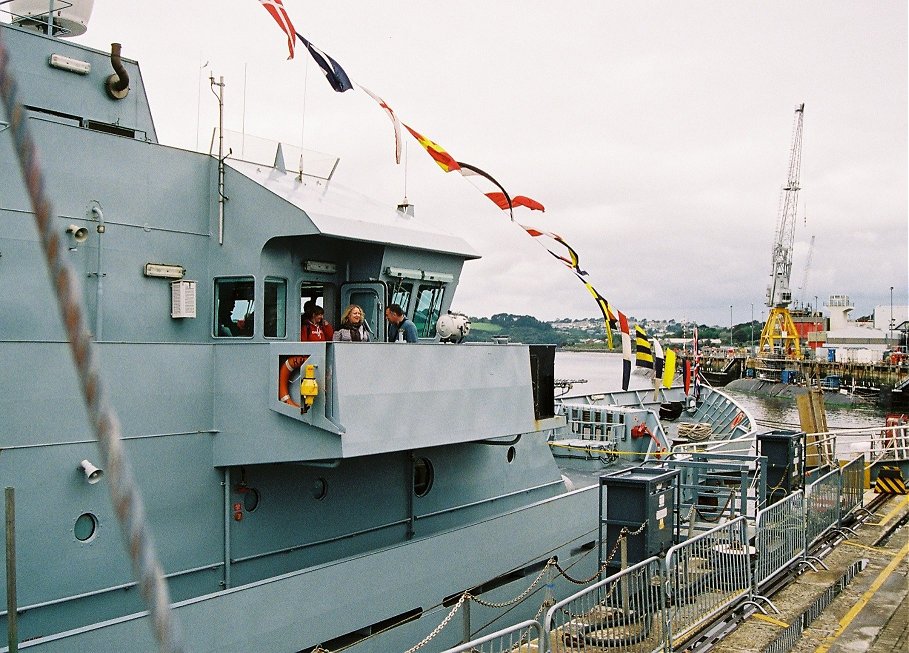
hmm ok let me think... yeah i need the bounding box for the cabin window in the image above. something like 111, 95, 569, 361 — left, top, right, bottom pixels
264, 277, 287, 338
390, 281, 413, 314
214, 277, 254, 337
412, 285, 445, 338
74, 513, 98, 542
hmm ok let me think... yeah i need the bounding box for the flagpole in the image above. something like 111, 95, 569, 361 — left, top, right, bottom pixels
403, 141, 408, 201
300, 51, 308, 154
241, 63, 247, 159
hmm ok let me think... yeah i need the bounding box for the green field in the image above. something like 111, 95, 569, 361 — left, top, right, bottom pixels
469, 322, 503, 333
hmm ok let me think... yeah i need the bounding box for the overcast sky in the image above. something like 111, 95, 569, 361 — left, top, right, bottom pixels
58, 1, 908, 325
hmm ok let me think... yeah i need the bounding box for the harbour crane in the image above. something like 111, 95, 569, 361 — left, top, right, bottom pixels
759, 103, 805, 359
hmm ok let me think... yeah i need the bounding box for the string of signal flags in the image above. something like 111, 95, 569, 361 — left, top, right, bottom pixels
257, 0, 681, 391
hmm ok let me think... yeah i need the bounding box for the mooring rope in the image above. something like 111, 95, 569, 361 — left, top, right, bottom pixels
0, 31, 183, 653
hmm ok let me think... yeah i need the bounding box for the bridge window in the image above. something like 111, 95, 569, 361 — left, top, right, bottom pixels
412, 285, 445, 338
264, 277, 287, 338
390, 281, 413, 314
214, 277, 254, 337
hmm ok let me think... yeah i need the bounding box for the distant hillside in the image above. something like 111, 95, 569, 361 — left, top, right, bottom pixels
465, 314, 577, 346
459, 313, 760, 349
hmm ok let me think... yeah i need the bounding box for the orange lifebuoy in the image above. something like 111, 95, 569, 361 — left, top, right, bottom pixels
731, 412, 745, 429
279, 356, 307, 407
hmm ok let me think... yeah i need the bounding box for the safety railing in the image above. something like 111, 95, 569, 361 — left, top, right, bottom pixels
544, 557, 665, 653
669, 454, 767, 536
839, 454, 865, 526
804, 466, 841, 547
870, 421, 909, 463
447, 452, 878, 653
440, 619, 543, 653
560, 403, 625, 441
663, 516, 752, 649
753, 490, 805, 591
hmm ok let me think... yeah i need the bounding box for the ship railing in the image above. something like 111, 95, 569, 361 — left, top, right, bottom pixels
671, 433, 756, 458
440, 619, 543, 653
558, 403, 625, 441
801, 423, 908, 470
544, 557, 665, 653
668, 454, 767, 536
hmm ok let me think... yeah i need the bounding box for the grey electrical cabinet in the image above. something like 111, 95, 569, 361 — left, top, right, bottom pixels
599, 465, 679, 568
757, 429, 804, 503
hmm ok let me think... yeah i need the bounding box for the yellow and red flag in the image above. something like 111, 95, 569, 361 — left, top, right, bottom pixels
403, 125, 461, 172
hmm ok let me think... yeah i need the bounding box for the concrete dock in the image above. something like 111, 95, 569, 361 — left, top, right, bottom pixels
714, 492, 908, 653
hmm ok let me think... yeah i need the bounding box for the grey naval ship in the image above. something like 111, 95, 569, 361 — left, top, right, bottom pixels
1, 4, 761, 651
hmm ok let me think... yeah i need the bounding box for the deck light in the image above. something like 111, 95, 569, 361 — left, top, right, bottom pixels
303, 260, 337, 274
48, 54, 91, 75
144, 263, 185, 279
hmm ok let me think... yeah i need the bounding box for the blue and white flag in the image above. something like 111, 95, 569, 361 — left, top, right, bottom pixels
296, 32, 353, 92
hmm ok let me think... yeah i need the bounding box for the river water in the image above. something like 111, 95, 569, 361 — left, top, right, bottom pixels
554, 350, 888, 430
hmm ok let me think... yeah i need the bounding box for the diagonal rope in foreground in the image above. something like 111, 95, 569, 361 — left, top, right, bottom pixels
0, 31, 183, 653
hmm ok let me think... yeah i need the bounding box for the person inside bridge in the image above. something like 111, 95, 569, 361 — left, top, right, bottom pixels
386, 303, 417, 343
301, 302, 334, 341
333, 304, 371, 342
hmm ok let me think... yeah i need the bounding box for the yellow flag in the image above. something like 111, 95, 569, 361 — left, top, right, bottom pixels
662, 349, 677, 388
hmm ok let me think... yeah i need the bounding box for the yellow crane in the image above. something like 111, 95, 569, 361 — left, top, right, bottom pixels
759, 104, 805, 359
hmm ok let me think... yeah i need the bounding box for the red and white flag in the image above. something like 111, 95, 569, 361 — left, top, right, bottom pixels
359, 85, 402, 164
258, 0, 296, 59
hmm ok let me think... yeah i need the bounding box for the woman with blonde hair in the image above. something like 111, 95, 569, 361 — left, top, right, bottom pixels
333, 304, 371, 341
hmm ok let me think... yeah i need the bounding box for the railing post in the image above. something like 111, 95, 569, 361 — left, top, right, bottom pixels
6, 487, 18, 653
620, 535, 629, 620
662, 553, 673, 653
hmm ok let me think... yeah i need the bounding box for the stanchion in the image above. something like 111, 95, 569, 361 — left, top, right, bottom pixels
6, 487, 18, 653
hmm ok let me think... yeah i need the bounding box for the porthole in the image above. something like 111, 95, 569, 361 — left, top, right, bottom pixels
74, 512, 98, 542
243, 488, 260, 512
413, 457, 434, 497
312, 477, 327, 500
507, 446, 516, 463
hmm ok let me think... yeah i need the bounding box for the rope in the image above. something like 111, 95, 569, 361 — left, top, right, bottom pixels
678, 422, 713, 442
0, 31, 183, 653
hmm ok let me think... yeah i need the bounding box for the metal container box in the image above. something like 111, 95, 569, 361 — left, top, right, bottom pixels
599, 465, 679, 568
757, 429, 804, 503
